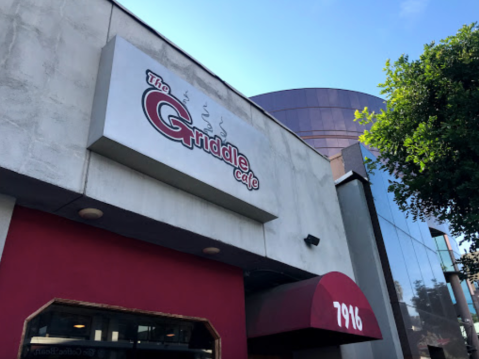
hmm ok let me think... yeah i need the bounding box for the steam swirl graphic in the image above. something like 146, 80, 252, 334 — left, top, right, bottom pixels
182, 91, 189, 105
219, 117, 228, 143
202, 102, 213, 134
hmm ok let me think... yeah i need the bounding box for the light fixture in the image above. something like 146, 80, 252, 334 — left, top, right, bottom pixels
166, 333, 175, 337
78, 208, 103, 220
304, 234, 320, 246
203, 247, 220, 255
74, 324, 86, 328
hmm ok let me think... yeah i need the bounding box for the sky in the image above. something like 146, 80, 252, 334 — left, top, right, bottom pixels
116, 0, 476, 252
116, 0, 478, 99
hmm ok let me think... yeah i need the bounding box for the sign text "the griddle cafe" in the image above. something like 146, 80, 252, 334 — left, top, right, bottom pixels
142, 70, 259, 191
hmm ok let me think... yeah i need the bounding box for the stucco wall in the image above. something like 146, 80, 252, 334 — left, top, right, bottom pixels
0, 0, 354, 278
0, 0, 111, 193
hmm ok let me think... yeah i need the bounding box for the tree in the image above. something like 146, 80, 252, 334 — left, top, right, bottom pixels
355, 24, 479, 276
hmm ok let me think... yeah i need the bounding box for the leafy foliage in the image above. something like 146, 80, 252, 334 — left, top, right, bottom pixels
355, 24, 479, 276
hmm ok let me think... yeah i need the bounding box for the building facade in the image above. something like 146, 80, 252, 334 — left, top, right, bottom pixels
0, 1, 473, 359
336, 145, 470, 359
251, 88, 475, 358
250, 88, 383, 158
0, 1, 386, 359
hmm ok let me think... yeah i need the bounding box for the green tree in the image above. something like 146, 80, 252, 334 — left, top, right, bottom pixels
355, 24, 479, 276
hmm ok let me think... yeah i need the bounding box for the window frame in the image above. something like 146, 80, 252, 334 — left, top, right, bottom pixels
17, 298, 221, 359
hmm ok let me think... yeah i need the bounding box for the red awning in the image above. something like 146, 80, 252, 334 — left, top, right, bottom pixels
246, 272, 382, 354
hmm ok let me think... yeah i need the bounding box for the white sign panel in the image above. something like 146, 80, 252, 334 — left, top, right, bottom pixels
88, 36, 277, 222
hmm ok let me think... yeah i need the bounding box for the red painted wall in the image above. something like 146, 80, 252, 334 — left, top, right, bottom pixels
0, 206, 247, 359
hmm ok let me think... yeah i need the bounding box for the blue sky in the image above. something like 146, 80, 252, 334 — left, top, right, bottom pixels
116, 1, 476, 252
116, 0, 478, 99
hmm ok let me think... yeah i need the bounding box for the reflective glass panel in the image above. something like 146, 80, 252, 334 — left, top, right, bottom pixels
382, 171, 410, 235
379, 217, 415, 305
413, 241, 445, 317
461, 281, 477, 317
437, 250, 455, 272
419, 221, 436, 251
360, 147, 394, 222
397, 231, 432, 312
413, 307, 469, 358
449, 237, 461, 257
434, 235, 448, 251
425, 249, 457, 321
406, 213, 426, 246
447, 283, 457, 305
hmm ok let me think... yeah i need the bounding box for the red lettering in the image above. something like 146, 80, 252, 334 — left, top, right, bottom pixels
210, 137, 221, 158
143, 72, 260, 191
233, 147, 238, 167
234, 169, 259, 190
234, 169, 242, 180
194, 130, 204, 147
148, 72, 157, 85
204, 135, 210, 151
144, 90, 194, 147
247, 171, 254, 189
238, 155, 249, 172
221, 145, 234, 165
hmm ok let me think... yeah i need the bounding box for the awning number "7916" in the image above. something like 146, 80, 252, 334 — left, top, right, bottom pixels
333, 302, 363, 331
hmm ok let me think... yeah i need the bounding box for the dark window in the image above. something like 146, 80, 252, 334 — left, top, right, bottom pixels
428, 345, 446, 359
20, 300, 218, 359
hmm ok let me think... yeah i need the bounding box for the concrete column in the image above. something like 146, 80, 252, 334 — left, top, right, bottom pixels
0, 194, 15, 266
449, 273, 479, 359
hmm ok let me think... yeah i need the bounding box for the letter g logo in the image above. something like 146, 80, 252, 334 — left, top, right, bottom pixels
143, 89, 194, 148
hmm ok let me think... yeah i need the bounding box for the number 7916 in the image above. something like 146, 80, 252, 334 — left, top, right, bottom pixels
333, 302, 363, 331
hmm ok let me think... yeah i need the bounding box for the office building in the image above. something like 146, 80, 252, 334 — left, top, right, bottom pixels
252, 88, 475, 358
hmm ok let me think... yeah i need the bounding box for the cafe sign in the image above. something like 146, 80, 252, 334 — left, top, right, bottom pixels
142, 70, 259, 191
88, 36, 277, 222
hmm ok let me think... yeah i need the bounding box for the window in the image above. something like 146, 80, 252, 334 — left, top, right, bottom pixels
19, 299, 219, 359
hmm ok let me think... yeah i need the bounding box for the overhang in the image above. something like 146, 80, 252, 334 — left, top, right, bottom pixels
246, 272, 382, 354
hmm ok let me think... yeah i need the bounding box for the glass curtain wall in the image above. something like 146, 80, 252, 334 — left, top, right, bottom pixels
433, 236, 456, 273
360, 146, 467, 359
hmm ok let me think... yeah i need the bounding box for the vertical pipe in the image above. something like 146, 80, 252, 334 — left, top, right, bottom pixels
449, 274, 479, 359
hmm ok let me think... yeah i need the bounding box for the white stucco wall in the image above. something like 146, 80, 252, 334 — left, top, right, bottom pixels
0, 0, 111, 193
0, 0, 354, 278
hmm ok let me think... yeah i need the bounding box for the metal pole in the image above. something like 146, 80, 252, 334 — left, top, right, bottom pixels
449, 274, 479, 359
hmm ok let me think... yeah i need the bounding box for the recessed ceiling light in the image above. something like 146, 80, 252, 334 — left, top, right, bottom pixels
203, 247, 220, 255
78, 208, 103, 220
74, 324, 86, 328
